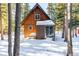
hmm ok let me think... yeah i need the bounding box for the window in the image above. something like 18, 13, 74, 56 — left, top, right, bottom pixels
28, 24, 32, 30
46, 26, 49, 36
35, 13, 40, 20
46, 26, 53, 36
50, 26, 53, 34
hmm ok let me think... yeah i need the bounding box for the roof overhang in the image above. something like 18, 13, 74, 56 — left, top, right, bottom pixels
36, 20, 54, 26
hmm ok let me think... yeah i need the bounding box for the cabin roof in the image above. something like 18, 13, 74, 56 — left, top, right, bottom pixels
36, 20, 55, 26
21, 3, 50, 25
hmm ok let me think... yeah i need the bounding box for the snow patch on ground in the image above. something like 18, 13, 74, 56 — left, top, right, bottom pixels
0, 31, 79, 56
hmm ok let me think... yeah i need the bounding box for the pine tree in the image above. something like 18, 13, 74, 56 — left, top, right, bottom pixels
21, 3, 29, 21
13, 3, 21, 56
8, 3, 12, 56
47, 3, 66, 40
61, 4, 67, 38
64, 4, 68, 42
24, 3, 29, 18
0, 3, 4, 40
66, 3, 73, 56
11, 3, 16, 32
20, 3, 29, 34
1, 3, 8, 34
0, 4, 1, 36
47, 3, 55, 20
47, 3, 56, 41
72, 4, 79, 37
55, 4, 66, 38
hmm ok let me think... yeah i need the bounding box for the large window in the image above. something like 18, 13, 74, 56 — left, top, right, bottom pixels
50, 26, 53, 34
34, 13, 40, 20
46, 26, 49, 36
46, 26, 53, 36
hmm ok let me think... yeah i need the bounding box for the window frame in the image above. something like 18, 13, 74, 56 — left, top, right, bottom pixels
28, 24, 32, 30
45, 26, 53, 36
34, 13, 40, 20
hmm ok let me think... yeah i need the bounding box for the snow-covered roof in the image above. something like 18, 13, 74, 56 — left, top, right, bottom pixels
36, 20, 54, 26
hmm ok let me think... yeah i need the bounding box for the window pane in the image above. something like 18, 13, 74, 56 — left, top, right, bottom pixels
28, 24, 32, 30
35, 14, 40, 20
50, 26, 53, 34
46, 26, 49, 36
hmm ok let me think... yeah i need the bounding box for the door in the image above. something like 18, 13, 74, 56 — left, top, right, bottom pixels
45, 26, 53, 37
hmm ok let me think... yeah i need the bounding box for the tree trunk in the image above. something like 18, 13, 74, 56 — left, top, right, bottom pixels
64, 8, 68, 42
62, 17, 65, 38
66, 3, 73, 56
75, 25, 77, 37
63, 4, 67, 39
74, 6, 77, 37
8, 3, 12, 56
13, 3, 21, 56
0, 3, 4, 40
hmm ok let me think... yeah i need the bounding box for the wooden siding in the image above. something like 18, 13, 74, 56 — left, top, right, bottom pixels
22, 5, 50, 38
36, 25, 45, 39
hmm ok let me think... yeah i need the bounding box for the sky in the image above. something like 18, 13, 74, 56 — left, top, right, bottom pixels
29, 3, 48, 13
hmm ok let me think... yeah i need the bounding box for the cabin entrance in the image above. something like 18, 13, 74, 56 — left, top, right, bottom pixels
45, 26, 53, 38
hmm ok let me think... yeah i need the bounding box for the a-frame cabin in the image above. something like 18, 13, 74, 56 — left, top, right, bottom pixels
21, 3, 54, 39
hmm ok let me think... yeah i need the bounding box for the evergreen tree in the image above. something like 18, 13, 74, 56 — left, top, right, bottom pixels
47, 3, 66, 40
47, 3, 56, 41
1, 3, 8, 34
11, 3, 16, 32
20, 3, 30, 33
47, 3, 55, 20
72, 4, 79, 37
8, 3, 12, 56
55, 4, 66, 38
66, 3, 73, 56
21, 3, 29, 21
24, 3, 29, 18
13, 3, 21, 56
0, 3, 4, 40
64, 4, 68, 42
0, 4, 1, 37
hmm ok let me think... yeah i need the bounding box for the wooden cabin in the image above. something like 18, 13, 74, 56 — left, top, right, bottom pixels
21, 3, 54, 39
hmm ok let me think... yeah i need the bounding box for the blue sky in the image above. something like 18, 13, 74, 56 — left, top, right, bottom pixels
29, 3, 48, 13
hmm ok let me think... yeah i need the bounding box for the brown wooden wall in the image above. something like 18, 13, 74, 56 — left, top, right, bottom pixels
23, 7, 50, 38
36, 25, 45, 39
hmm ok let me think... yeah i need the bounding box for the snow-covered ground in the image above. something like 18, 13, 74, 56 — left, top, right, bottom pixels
0, 31, 79, 56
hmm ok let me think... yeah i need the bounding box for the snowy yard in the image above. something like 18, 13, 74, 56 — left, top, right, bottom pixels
0, 31, 79, 56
